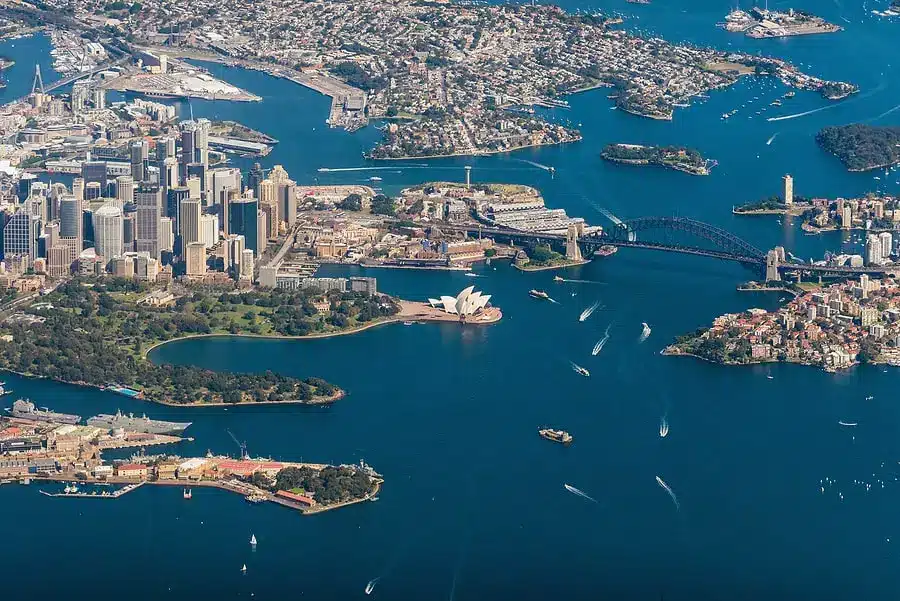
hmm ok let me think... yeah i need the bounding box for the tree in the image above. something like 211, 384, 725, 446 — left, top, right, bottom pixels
338, 193, 362, 211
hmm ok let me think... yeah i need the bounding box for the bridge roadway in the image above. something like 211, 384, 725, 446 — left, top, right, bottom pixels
429, 222, 898, 278
12, 57, 130, 105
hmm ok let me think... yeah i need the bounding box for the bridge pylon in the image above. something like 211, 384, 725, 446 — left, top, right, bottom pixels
765, 247, 785, 282
32, 64, 45, 95
566, 224, 583, 262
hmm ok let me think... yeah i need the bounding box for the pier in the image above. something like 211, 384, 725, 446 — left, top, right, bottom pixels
39, 481, 145, 498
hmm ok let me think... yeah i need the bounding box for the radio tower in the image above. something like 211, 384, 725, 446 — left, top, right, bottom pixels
31, 64, 45, 95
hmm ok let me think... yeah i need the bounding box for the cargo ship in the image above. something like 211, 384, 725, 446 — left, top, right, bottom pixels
539, 428, 573, 444
529, 289, 550, 300
594, 245, 618, 258
86, 410, 191, 435
7, 399, 81, 425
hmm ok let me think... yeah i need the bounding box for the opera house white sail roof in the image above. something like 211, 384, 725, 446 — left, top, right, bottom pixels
428, 285, 492, 316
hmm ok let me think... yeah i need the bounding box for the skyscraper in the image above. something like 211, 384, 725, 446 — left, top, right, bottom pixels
81, 161, 107, 190
258, 179, 279, 237
116, 175, 134, 208
196, 118, 210, 168
180, 121, 197, 178
166, 186, 190, 226
185, 242, 207, 276
131, 140, 149, 183
200, 214, 219, 248
135, 185, 162, 260
59, 194, 83, 265
782, 174, 794, 206
239, 248, 254, 281
228, 197, 258, 255
247, 162, 265, 198
159, 216, 175, 253
72, 177, 85, 203
84, 182, 102, 201
3, 210, 35, 263
93, 203, 124, 261
179, 198, 202, 248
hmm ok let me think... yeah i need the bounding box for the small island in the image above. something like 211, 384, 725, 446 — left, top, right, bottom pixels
816, 124, 900, 172
601, 144, 716, 176
721, 7, 842, 38
514, 244, 587, 271
0, 278, 408, 406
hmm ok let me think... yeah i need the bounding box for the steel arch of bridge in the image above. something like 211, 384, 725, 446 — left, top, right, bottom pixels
584, 216, 766, 263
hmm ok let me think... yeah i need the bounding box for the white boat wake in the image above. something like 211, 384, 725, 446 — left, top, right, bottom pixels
838, 421, 858, 427
639, 322, 651, 343
516, 158, 553, 172
318, 165, 428, 172
365, 577, 380, 595
656, 476, 680, 511
766, 133, 779, 145
592, 324, 612, 356
659, 416, 669, 438
564, 483, 598, 504
579, 301, 601, 322
570, 362, 590, 377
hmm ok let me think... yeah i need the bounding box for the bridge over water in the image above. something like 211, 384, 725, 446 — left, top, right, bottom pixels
432, 217, 897, 281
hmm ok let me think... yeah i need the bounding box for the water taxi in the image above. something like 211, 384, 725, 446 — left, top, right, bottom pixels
529, 289, 550, 300
539, 428, 573, 444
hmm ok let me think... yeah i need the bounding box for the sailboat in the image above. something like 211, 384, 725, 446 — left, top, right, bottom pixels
241, 564, 247, 573
250, 534, 257, 546
183, 488, 192, 499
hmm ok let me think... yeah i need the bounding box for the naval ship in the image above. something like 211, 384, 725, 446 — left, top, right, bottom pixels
86, 410, 191, 435
7, 399, 81, 425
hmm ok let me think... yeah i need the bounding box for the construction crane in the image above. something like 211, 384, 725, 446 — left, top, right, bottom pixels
226, 429, 249, 460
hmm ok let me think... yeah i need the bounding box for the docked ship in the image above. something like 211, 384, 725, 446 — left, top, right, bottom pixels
86, 410, 191, 435
7, 399, 81, 425
594, 245, 618, 258
529, 289, 550, 300
539, 428, 573, 444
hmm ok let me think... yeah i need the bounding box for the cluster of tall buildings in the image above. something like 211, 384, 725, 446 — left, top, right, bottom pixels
866, 232, 894, 266
6, 120, 301, 283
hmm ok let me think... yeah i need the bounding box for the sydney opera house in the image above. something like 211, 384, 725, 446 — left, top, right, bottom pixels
427, 286, 500, 323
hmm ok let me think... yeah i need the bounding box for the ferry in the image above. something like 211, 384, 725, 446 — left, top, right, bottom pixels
572, 363, 590, 377
553, 275, 565, 283
529, 289, 550, 300
539, 428, 573, 444
594, 245, 618, 258
368, 176, 383, 182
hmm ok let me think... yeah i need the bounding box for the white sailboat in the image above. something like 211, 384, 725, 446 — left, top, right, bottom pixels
241, 564, 247, 573
250, 534, 257, 546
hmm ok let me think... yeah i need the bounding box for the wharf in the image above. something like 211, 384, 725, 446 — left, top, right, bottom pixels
39, 481, 145, 499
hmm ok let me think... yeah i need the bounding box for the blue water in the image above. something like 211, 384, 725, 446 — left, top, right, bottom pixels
4, 3, 900, 598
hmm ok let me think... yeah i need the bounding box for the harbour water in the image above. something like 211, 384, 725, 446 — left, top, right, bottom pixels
4, 1, 900, 598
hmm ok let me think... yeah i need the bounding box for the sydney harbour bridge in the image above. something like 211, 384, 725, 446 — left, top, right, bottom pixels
431, 216, 897, 281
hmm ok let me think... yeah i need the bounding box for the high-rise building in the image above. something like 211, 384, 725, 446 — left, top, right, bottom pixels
227, 197, 258, 255
866, 234, 882, 266
123, 213, 136, 252
84, 181, 102, 201
71, 80, 91, 114
257, 209, 267, 256
92, 88, 105, 110
72, 177, 85, 203
239, 248, 254, 280
178, 198, 202, 248
131, 140, 149, 183
58, 194, 83, 265
135, 185, 162, 260
186, 176, 201, 201
47, 244, 71, 277
879, 232, 892, 260
166, 186, 190, 226
160, 157, 179, 192
180, 121, 197, 177
783, 174, 793, 206
196, 118, 210, 168
157, 136, 176, 160
224, 234, 245, 275
200, 214, 219, 248
258, 179, 279, 237
159, 216, 175, 253
81, 161, 107, 192
185, 242, 207, 276
186, 163, 207, 195
279, 181, 297, 227
841, 205, 852, 229
3, 210, 35, 263
247, 162, 265, 199
93, 203, 124, 261
115, 175, 134, 208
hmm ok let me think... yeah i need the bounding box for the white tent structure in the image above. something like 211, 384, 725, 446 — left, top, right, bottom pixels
428, 285, 491, 317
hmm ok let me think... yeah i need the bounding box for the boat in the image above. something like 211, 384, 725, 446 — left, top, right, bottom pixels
571, 363, 590, 377
7, 399, 81, 425
0, 386, 10, 396
365, 578, 379, 595
529, 289, 550, 300
539, 428, 573, 444
368, 176, 383, 182
594, 245, 618, 258
553, 275, 564, 282
245, 492, 267, 503
403, 321, 414, 326
784, 91, 796, 98
250, 534, 257, 546
86, 409, 191, 435
183, 488, 192, 499
241, 564, 247, 573
369, 496, 379, 502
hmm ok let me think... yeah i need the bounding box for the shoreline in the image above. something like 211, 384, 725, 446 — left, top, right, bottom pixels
513, 260, 590, 272
367, 137, 582, 161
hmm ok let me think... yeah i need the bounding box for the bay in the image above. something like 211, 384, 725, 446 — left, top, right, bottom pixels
3, 2, 900, 598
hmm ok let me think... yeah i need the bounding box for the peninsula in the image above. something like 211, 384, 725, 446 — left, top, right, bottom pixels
0, 278, 406, 406
601, 144, 716, 176
816, 124, 900, 172
17, 0, 858, 158
664, 277, 900, 372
